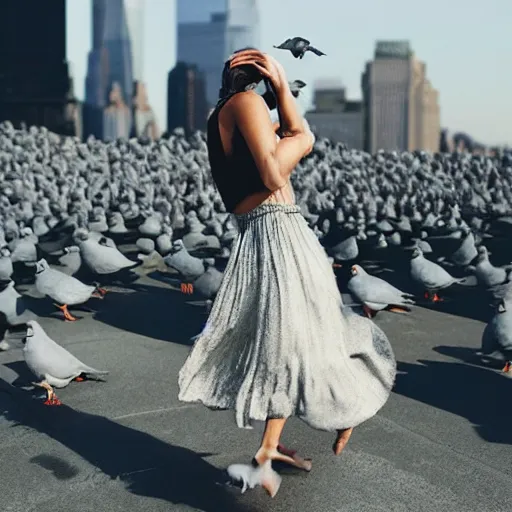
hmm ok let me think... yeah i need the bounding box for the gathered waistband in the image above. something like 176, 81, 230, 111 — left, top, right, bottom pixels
235, 203, 301, 220
234, 203, 302, 230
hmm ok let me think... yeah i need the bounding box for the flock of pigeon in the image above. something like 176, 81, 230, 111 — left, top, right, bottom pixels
1, 117, 511, 414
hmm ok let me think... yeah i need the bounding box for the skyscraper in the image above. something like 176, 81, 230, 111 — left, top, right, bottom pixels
306, 84, 364, 149
362, 41, 440, 153
167, 62, 208, 135
177, 0, 259, 108
124, 0, 145, 81
0, 0, 77, 135
84, 0, 134, 139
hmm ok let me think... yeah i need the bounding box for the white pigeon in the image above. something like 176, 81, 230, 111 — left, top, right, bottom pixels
227, 460, 282, 498
0, 246, 13, 281
348, 264, 415, 318
35, 259, 102, 321
23, 320, 109, 405
0, 280, 36, 350
74, 228, 137, 275
410, 247, 465, 301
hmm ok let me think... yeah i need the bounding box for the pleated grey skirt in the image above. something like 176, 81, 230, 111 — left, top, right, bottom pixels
178, 203, 396, 431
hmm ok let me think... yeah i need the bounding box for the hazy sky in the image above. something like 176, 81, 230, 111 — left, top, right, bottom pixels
67, 0, 511, 145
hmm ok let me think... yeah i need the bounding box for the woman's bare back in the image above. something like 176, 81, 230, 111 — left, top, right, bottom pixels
217, 92, 296, 214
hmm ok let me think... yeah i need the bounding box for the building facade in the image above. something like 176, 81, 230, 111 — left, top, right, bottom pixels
305, 86, 364, 149
362, 41, 440, 153
84, 0, 134, 139
177, 0, 259, 108
167, 62, 208, 135
0, 0, 77, 135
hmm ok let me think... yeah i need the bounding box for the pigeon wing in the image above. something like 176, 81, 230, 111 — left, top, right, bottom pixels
349, 276, 414, 306
307, 46, 326, 56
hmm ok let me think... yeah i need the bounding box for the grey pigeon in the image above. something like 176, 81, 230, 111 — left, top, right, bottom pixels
347, 264, 415, 318
22, 320, 108, 405
410, 247, 465, 301
470, 246, 511, 288
288, 80, 307, 98
480, 298, 512, 374
74, 229, 138, 275
163, 240, 205, 281
192, 259, 224, 301
274, 37, 326, 59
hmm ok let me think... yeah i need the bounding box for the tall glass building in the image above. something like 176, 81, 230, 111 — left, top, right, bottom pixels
84, 0, 134, 139
124, 0, 145, 81
176, 0, 259, 108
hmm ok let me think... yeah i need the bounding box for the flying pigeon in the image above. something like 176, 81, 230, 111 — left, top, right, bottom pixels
273, 37, 326, 59
288, 79, 307, 98
227, 459, 282, 498
22, 320, 109, 406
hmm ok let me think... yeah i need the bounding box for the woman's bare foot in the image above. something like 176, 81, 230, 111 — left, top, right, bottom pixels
254, 445, 312, 472
333, 427, 353, 455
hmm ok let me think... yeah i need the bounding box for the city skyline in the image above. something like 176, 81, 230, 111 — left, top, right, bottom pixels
67, 0, 511, 145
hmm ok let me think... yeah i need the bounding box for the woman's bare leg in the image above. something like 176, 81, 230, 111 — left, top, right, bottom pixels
333, 427, 353, 455
254, 418, 312, 471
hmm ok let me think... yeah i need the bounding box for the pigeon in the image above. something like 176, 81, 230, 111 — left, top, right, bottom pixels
0, 246, 13, 281
34, 259, 103, 321
163, 240, 205, 282
22, 320, 109, 405
273, 37, 326, 59
57, 246, 82, 276
347, 264, 415, 318
0, 280, 36, 350
480, 298, 512, 374
74, 228, 138, 275
191, 258, 224, 305
470, 246, 511, 288
289, 79, 307, 98
410, 247, 466, 301
227, 460, 282, 498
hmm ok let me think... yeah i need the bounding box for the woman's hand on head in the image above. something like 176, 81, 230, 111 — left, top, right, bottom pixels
230, 50, 288, 94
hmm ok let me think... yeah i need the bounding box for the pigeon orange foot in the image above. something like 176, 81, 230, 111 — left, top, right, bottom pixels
73, 375, 86, 382
56, 304, 78, 321
424, 291, 443, 303
502, 361, 511, 373
181, 283, 194, 294
44, 396, 62, 406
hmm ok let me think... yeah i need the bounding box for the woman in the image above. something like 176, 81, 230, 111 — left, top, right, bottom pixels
178, 49, 396, 496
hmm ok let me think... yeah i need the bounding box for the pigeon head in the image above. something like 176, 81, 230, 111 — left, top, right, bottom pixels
35, 259, 49, 274
476, 245, 488, 260
411, 247, 423, 259
172, 239, 185, 252
21, 323, 35, 344
73, 228, 89, 242
350, 265, 364, 277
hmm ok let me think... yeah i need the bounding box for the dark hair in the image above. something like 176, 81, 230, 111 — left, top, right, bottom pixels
218, 47, 264, 100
